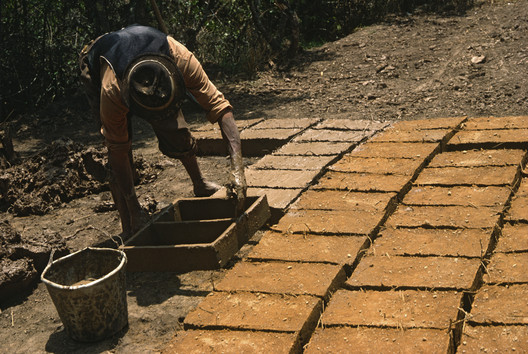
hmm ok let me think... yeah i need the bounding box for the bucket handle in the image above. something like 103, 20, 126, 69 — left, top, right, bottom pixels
47, 249, 57, 267
110, 234, 124, 248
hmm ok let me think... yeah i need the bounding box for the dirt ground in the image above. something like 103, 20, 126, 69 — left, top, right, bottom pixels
1, 0, 528, 352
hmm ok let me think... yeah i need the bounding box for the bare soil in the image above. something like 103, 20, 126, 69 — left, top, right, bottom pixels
1, 1, 528, 352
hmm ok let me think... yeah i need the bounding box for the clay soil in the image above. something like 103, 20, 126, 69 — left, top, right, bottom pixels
1, 1, 528, 352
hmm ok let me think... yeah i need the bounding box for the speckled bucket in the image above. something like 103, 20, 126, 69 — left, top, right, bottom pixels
41, 247, 128, 342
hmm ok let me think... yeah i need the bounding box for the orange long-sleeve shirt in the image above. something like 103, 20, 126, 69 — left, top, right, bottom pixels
99, 36, 232, 144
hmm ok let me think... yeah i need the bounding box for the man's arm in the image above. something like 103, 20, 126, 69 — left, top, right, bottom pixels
217, 110, 247, 213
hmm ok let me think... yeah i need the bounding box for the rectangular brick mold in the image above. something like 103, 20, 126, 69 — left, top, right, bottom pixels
120, 196, 270, 272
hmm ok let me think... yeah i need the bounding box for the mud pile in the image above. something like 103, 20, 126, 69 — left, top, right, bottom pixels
0, 138, 159, 216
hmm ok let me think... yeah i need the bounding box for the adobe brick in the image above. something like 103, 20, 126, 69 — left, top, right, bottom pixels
290, 190, 397, 211
191, 118, 263, 132
274, 141, 352, 156
247, 187, 302, 211
250, 155, 335, 171
313, 171, 411, 192
240, 127, 302, 140
250, 117, 320, 130
349, 142, 439, 159
164, 329, 298, 354
449, 129, 528, 147
370, 128, 450, 143
462, 115, 528, 130
373, 228, 492, 258
506, 195, 528, 222
470, 284, 528, 325
314, 118, 389, 131
484, 253, 528, 284
390, 116, 466, 130
214, 261, 345, 298
292, 129, 368, 143
428, 149, 526, 168
246, 169, 318, 188
305, 327, 451, 353
495, 223, 528, 253
184, 291, 322, 333
386, 205, 502, 229
346, 255, 481, 289
403, 185, 511, 207
272, 209, 385, 235
247, 230, 367, 265
415, 166, 519, 186
330, 156, 425, 175
321, 289, 461, 329
516, 178, 528, 196
460, 325, 528, 353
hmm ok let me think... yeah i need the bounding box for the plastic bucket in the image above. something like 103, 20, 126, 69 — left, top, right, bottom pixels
41, 247, 128, 342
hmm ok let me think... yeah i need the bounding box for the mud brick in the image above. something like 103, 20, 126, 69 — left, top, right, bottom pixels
347, 255, 480, 290
470, 284, 528, 325
250, 155, 335, 171
415, 166, 519, 186
484, 253, 528, 284
314, 118, 389, 131
240, 128, 304, 156
272, 209, 385, 235
460, 325, 528, 353
449, 129, 528, 148
164, 329, 298, 354
250, 117, 320, 130
274, 141, 352, 156
313, 171, 411, 192
330, 156, 425, 175
214, 261, 345, 298
373, 228, 492, 258
495, 223, 528, 253
305, 327, 451, 353
248, 187, 302, 211
370, 128, 450, 143
403, 185, 511, 207
184, 291, 322, 333
428, 149, 526, 168
516, 178, 528, 196
321, 289, 461, 329
292, 129, 368, 143
506, 195, 528, 222
246, 169, 318, 188
386, 205, 502, 229
240, 127, 302, 140
462, 115, 528, 130
290, 190, 396, 211
248, 230, 367, 265
191, 118, 263, 132
349, 142, 439, 159
391, 116, 466, 130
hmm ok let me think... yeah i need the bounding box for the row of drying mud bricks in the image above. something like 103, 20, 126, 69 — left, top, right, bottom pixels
166, 116, 528, 353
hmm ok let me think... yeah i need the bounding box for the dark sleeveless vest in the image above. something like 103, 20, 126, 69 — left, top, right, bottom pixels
86, 25, 171, 86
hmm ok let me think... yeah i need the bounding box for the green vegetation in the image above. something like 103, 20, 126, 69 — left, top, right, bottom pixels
0, 0, 473, 120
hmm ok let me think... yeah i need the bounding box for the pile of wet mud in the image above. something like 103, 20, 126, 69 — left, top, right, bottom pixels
0, 220, 68, 302
0, 138, 159, 216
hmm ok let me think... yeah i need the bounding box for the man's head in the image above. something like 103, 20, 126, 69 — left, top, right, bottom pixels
123, 54, 186, 121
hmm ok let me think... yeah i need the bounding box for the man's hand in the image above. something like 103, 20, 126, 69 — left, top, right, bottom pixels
218, 110, 247, 216
226, 156, 247, 216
